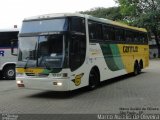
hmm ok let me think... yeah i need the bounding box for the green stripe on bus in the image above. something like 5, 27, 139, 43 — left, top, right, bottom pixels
42, 68, 62, 74
100, 44, 124, 71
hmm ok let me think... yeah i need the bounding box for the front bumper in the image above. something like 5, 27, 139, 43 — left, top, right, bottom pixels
16, 77, 70, 91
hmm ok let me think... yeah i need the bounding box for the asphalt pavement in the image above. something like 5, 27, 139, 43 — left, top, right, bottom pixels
0, 60, 160, 119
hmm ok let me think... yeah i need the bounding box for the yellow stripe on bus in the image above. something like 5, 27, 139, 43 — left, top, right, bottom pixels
117, 44, 149, 73
16, 68, 44, 74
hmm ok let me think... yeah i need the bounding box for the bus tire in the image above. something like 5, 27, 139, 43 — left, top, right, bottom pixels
88, 67, 100, 90
139, 60, 143, 73
3, 65, 15, 80
0, 71, 3, 79
133, 62, 140, 76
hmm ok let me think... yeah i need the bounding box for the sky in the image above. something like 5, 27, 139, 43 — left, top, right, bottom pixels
0, 0, 117, 29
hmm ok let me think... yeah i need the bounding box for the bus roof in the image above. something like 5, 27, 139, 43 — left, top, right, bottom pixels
23, 13, 147, 33
23, 13, 86, 21
0, 28, 19, 32
86, 15, 147, 33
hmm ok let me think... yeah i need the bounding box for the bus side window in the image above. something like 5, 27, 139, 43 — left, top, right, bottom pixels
103, 25, 110, 41
134, 32, 139, 43
144, 33, 149, 44
125, 30, 133, 43
115, 28, 124, 42
88, 21, 103, 41
142, 33, 148, 44
70, 17, 85, 33
139, 33, 145, 43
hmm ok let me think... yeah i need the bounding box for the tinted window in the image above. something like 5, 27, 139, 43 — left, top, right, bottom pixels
139, 33, 148, 44
70, 17, 85, 33
0, 31, 18, 47
103, 25, 115, 41
115, 28, 124, 41
88, 21, 103, 40
21, 18, 68, 33
125, 31, 148, 44
88, 19, 148, 44
125, 30, 133, 43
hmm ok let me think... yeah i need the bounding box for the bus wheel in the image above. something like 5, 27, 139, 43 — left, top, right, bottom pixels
0, 71, 3, 79
3, 66, 15, 80
139, 60, 143, 73
133, 62, 140, 76
88, 68, 100, 90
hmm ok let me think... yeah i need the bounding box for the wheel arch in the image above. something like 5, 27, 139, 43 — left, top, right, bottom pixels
134, 60, 139, 69
139, 59, 143, 69
89, 66, 100, 83
2, 63, 16, 80
2, 63, 16, 71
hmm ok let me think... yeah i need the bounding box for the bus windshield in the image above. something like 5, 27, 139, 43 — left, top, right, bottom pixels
18, 34, 64, 69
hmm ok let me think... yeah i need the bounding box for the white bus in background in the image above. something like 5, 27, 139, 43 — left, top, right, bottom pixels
0, 29, 19, 79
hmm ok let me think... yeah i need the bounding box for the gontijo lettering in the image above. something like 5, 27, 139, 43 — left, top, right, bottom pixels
123, 46, 138, 53
0, 50, 4, 56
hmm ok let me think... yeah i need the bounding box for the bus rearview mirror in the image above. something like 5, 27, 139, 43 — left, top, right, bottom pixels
11, 39, 18, 56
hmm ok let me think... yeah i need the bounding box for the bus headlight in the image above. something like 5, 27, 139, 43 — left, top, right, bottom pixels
57, 82, 62, 86
17, 80, 25, 87
17, 80, 23, 84
53, 82, 62, 86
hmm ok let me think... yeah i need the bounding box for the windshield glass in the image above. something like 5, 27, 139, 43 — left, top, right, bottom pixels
17, 34, 64, 69
37, 34, 64, 68
18, 37, 37, 67
21, 18, 68, 33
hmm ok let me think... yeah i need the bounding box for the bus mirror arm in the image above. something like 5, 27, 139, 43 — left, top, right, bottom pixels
11, 39, 18, 56
11, 49, 17, 56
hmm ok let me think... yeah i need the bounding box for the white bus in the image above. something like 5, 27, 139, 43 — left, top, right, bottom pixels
16, 13, 149, 90
0, 29, 18, 79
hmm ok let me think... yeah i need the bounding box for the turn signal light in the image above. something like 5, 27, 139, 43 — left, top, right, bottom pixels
17, 80, 25, 87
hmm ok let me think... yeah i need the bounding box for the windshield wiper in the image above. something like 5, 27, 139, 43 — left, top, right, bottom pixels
39, 56, 51, 70
24, 57, 30, 69
43, 61, 51, 70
